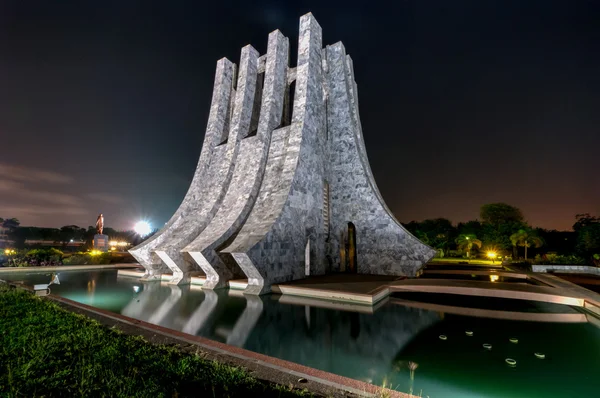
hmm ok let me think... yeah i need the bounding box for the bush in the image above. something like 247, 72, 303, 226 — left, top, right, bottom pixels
446, 250, 463, 258
61, 254, 89, 265
1, 248, 63, 267
62, 252, 111, 265
26, 248, 64, 265
533, 253, 588, 265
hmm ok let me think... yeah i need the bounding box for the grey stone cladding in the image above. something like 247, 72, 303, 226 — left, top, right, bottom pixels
129, 58, 236, 281
155, 45, 259, 285
131, 12, 435, 292
184, 31, 289, 289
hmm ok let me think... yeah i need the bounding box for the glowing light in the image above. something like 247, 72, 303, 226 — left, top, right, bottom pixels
490, 275, 499, 282
90, 250, 102, 256
486, 251, 497, 259
4, 249, 16, 255
133, 286, 140, 293
117, 241, 129, 247
109, 241, 118, 246
134, 221, 152, 237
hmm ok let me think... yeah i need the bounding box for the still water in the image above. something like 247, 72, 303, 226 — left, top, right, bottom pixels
3, 269, 599, 397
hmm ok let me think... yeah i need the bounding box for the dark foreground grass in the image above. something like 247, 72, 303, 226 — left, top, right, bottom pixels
0, 285, 310, 397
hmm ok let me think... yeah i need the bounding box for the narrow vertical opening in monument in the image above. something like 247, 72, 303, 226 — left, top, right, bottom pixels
218, 87, 235, 146
246, 71, 265, 138
347, 222, 357, 273
305, 239, 310, 276
280, 80, 296, 128
323, 181, 330, 239
217, 64, 237, 147
324, 98, 328, 141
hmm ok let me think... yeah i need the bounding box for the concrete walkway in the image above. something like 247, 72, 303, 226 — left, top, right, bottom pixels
271, 272, 600, 313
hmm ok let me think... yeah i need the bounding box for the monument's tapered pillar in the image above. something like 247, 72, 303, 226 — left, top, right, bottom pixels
184, 30, 289, 290
154, 45, 260, 285
325, 42, 435, 275
129, 58, 236, 280
223, 13, 328, 295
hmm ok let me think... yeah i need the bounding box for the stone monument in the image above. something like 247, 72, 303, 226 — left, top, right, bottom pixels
93, 213, 109, 252
130, 13, 435, 293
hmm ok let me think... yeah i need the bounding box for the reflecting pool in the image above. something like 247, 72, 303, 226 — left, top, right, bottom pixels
2, 269, 599, 397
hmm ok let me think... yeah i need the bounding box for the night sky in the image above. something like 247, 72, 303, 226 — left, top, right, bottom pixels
1, 0, 598, 231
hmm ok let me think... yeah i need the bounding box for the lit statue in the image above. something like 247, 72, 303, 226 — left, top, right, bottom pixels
96, 213, 104, 235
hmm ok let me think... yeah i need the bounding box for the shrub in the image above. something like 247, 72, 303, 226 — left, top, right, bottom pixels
534, 253, 588, 265
61, 254, 90, 265
25, 248, 64, 265
62, 252, 112, 265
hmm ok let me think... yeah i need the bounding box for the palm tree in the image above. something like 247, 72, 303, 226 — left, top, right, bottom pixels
455, 234, 482, 258
510, 229, 543, 260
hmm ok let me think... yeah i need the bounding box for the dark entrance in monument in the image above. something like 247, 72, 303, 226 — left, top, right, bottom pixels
347, 222, 357, 273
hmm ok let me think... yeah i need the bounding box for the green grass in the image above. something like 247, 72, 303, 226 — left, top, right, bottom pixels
0, 285, 311, 397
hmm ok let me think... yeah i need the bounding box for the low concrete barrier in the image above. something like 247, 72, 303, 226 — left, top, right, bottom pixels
532, 265, 600, 275
0, 263, 141, 273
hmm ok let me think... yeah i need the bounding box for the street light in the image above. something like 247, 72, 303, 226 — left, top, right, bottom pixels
487, 251, 497, 263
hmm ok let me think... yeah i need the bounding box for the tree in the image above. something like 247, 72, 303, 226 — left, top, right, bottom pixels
58, 225, 86, 247
457, 220, 482, 237
510, 229, 543, 260
455, 234, 482, 258
480, 203, 527, 252
538, 229, 576, 255
480, 203, 524, 225
2, 218, 20, 229
573, 214, 600, 260
573, 213, 599, 231
403, 218, 457, 252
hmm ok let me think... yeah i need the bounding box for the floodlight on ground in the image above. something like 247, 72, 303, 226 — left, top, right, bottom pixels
134, 221, 152, 237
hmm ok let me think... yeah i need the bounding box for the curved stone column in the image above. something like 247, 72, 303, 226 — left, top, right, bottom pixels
154, 45, 260, 285
223, 14, 327, 295
129, 58, 236, 280
325, 42, 435, 275
184, 30, 289, 289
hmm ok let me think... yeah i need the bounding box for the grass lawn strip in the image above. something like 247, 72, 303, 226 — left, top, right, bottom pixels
0, 285, 311, 397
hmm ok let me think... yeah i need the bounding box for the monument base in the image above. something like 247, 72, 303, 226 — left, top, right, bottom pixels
94, 234, 109, 252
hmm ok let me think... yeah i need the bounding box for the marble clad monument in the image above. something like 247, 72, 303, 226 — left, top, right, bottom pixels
130, 13, 435, 294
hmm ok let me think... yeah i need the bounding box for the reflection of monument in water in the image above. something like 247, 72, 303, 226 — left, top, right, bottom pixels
118, 283, 440, 383
130, 13, 434, 294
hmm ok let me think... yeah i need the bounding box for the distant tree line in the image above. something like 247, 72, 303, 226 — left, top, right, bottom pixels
402, 203, 600, 266
0, 217, 152, 250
